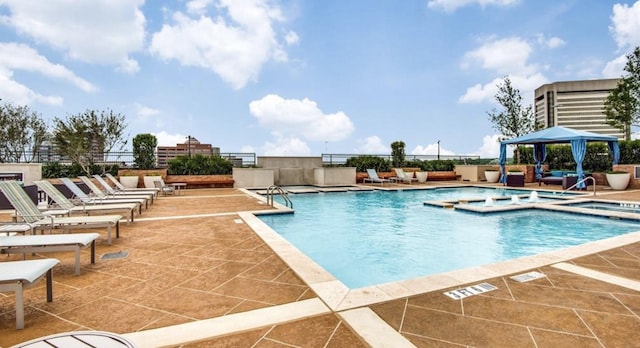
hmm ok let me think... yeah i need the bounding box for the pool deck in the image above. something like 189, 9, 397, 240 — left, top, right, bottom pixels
1, 182, 640, 347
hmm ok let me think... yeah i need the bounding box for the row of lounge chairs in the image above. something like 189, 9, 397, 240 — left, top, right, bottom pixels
0, 175, 164, 329
363, 168, 423, 186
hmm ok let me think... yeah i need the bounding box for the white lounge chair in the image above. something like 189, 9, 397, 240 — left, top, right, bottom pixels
79, 176, 155, 204
0, 258, 59, 329
60, 177, 149, 210
95, 174, 158, 197
393, 168, 419, 184
0, 181, 122, 245
363, 169, 392, 186
35, 180, 139, 223
1, 233, 99, 275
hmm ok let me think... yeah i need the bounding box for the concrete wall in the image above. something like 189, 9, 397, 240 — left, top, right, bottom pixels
233, 168, 275, 188
313, 167, 356, 186
0, 163, 42, 185
257, 156, 323, 186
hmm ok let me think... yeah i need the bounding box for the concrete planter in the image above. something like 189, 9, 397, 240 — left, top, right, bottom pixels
484, 171, 500, 183
143, 175, 162, 188
415, 171, 428, 183
119, 176, 139, 188
606, 172, 630, 190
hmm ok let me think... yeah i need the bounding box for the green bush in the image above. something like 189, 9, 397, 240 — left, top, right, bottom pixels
42, 162, 119, 178
404, 159, 455, 171
344, 155, 391, 173
167, 154, 232, 175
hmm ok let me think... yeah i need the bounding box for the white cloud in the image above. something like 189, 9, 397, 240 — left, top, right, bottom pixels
602, 54, 627, 78
262, 136, 311, 156
186, 0, 214, 15
411, 142, 454, 156
459, 36, 548, 104
0, 0, 145, 73
152, 131, 189, 147
427, 0, 518, 13
535, 34, 566, 49
284, 31, 299, 45
249, 94, 354, 142
354, 136, 389, 154
0, 67, 63, 106
150, 0, 296, 89
610, 1, 640, 49
134, 104, 160, 122
475, 134, 503, 158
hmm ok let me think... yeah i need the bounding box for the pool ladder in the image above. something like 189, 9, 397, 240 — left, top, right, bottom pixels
561, 176, 596, 196
266, 185, 293, 208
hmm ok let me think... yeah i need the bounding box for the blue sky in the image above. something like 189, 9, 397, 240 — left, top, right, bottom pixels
0, 0, 639, 158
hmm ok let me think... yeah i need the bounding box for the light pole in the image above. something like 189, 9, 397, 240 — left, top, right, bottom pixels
437, 140, 440, 160
186, 135, 192, 157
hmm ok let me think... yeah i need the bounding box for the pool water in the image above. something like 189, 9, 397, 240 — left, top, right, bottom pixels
569, 201, 640, 214
260, 188, 640, 288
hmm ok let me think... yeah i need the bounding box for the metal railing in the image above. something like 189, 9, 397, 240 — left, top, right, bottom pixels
321, 153, 481, 166
561, 176, 596, 196
266, 185, 293, 208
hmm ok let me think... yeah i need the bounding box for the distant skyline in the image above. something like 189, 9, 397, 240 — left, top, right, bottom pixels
0, 0, 639, 158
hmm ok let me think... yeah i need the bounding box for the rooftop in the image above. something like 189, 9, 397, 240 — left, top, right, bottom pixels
2, 182, 640, 347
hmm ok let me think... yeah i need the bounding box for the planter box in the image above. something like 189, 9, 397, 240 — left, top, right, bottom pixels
166, 175, 234, 189
484, 171, 500, 183
606, 173, 630, 190
119, 176, 139, 188
313, 167, 356, 186
506, 174, 524, 187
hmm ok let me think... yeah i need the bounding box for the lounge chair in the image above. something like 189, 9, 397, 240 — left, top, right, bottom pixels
98, 174, 159, 197
154, 178, 175, 196
0, 181, 122, 245
0, 258, 58, 329
35, 180, 139, 223
60, 177, 149, 210
363, 169, 392, 186
393, 168, 419, 184
1, 233, 99, 275
79, 176, 154, 204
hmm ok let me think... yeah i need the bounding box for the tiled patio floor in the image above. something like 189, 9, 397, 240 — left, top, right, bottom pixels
1, 184, 640, 347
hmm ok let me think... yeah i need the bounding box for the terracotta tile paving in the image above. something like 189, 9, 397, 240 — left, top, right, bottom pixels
2, 185, 640, 347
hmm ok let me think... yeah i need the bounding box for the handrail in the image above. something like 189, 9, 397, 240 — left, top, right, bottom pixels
561, 176, 596, 196
266, 185, 293, 208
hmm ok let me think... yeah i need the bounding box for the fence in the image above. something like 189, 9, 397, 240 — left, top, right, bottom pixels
4, 151, 257, 168
321, 153, 481, 166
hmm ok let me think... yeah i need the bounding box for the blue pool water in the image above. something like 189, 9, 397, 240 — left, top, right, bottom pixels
569, 201, 640, 214
260, 188, 640, 288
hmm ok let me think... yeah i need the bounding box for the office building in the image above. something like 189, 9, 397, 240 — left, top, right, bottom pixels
534, 78, 623, 138
156, 137, 220, 167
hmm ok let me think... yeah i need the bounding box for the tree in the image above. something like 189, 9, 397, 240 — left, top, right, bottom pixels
52, 109, 128, 174
132, 133, 158, 169
487, 76, 538, 163
605, 46, 640, 140
390, 141, 405, 168
0, 101, 48, 163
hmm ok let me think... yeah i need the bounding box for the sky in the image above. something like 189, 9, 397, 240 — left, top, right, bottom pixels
0, 0, 639, 159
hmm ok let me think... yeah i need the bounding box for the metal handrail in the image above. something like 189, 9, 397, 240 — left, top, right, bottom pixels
266, 185, 293, 208
561, 176, 596, 196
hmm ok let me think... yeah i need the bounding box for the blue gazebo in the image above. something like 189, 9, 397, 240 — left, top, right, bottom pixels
499, 126, 620, 189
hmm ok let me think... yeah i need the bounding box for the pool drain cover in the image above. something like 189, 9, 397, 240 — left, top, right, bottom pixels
101, 251, 129, 260
444, 282, 497, 300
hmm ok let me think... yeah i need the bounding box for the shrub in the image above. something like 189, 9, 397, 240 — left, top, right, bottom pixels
344, 155, 391, 173
167, 154, 232, 175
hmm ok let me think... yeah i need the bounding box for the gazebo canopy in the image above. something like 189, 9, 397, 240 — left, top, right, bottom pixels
499, 126, 620, 188
501, 126, 618, 144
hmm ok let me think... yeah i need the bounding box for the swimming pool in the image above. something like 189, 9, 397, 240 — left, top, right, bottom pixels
568, 201, 640, 214
260, 188, 640, 288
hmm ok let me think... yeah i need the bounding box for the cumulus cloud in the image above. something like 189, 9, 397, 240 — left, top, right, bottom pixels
610, 1, 640, 49
427, 0, 518, 13
150, 0, 297, 89
354, 136, 388, 154
0, 0, 145, 73
475, 134, 503, 158
249, 94, 354, 142
0, 42, 96, 105
152, 131, 189, 147
535, 34, 566, 49
602, 54, 628, 78
262, 136, 311, 156
459, 36, 548, 104
411, 142, 455, 156
133, 103, 160, 123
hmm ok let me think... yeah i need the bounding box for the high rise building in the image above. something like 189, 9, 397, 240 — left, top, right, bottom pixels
534, 78, 623, 138
156, 137, 220, 167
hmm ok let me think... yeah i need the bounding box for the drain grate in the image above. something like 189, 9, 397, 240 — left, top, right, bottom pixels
101, 251, 129, 260
444, 282, 497, 300
510, 271, 546, 283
